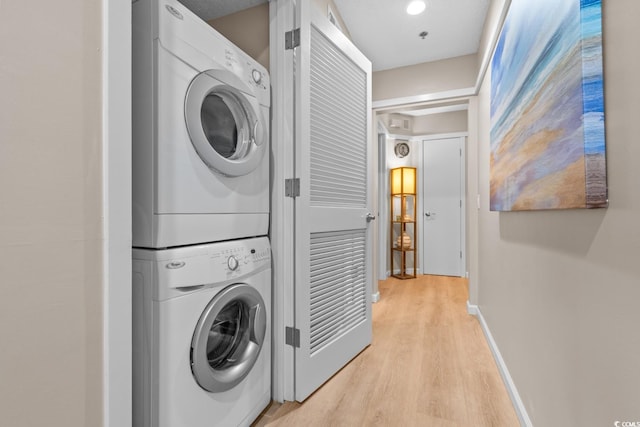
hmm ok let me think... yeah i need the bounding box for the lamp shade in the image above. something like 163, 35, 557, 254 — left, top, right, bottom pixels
390, 167, 416, 194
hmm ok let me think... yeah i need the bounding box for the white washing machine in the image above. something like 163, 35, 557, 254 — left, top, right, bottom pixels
133, 0, 271, 248
133, 237, 271, 427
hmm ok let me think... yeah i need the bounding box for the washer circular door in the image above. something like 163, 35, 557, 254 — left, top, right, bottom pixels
191, 283, 267, 393
185, 69, 266, 177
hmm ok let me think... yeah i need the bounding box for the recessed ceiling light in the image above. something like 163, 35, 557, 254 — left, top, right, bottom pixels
406, 1, 426, 16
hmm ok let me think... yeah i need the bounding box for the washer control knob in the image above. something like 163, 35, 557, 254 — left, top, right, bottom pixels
227, 255, 239, 271
251, 69, 262, 84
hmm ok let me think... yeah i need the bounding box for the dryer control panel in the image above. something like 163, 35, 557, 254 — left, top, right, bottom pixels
247, 65, 267, 91
221, 48, 269, 98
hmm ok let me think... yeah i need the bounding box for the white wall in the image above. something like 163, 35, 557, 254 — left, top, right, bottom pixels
0, 0, 104, 425
373, 54, 477, 102
412, 110, 467, 136
476, 1, 640, 424
209, 3, 270, 71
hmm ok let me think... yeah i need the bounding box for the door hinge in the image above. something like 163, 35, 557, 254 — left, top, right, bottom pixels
285, 326, 300, 348
285, 28, 300, 50
460, 200, 462, 208
285, 178, 300, 198
460, 148, 462, 156
460, 251, 463, 259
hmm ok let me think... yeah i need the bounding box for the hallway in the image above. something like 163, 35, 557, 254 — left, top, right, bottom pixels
255, 276, 519, 426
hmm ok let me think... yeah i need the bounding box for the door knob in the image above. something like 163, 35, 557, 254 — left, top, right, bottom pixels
366, 213, 376, 222
425, 211, 431, 217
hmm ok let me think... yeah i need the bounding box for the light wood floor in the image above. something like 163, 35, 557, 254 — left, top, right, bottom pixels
253, 275, 520, 427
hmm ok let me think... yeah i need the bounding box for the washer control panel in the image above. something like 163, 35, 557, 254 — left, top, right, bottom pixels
212, 237, 271, 275
227, 255, 239, 271
144, 237, 271, 297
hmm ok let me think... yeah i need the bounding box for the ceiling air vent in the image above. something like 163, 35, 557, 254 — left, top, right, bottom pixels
389, 118, 410, 131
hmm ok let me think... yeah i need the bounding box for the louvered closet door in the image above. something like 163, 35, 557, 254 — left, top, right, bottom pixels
293, 1, 373, 402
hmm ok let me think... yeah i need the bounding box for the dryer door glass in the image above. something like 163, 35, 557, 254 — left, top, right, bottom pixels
191, 284, 267, 393
200, 94, 239, 159
185, 71, 266, 177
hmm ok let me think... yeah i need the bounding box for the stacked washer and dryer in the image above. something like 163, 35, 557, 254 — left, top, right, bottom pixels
132, 0, 271, 426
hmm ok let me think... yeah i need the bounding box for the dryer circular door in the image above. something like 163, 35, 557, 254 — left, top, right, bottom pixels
185, 69, 266, 177
190, 283, 267, 393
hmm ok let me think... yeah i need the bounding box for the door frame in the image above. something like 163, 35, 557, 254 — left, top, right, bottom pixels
103, 0, 132, 425
417, 134, 467, 278
269, 0, 296, 402
375, 125, 468, 278
376, 131, 387, 289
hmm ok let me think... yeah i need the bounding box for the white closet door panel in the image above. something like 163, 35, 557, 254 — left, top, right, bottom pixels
422, 137, 464, 277
293, 1, 373, 402
309, 24, 367, 209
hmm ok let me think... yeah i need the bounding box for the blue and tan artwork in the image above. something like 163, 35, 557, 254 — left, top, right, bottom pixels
490, 0, 607, 211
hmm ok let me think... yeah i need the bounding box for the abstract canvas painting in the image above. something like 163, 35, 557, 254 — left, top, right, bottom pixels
490, 0, 607, 211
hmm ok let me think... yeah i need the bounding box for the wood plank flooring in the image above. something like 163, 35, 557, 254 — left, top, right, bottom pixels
253, 275, 520, 427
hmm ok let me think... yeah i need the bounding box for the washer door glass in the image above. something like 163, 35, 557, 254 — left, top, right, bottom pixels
185, 70, 266, 177
191, 283, 266, 393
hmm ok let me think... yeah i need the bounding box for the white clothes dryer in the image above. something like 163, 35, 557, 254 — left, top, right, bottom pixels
133, 237, 271, 427
133, 0, 270, 248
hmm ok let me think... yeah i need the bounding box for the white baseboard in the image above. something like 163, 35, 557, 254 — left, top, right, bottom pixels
372, 292, 380, 303
466, 300, 479, 316
467, 301, 533, 427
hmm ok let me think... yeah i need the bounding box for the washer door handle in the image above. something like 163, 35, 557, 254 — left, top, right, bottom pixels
252, 120, 262, 146
250, 304, 265, 344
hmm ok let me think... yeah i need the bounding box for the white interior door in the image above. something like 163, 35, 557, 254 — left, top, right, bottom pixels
422, 137, 464, 277
293, 1, 373, 402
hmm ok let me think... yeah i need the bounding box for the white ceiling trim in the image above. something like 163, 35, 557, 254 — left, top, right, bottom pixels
401, 104, 468, 117
411, 131, 469, 142
372, 87, 475, 110
474, 0, 512, 91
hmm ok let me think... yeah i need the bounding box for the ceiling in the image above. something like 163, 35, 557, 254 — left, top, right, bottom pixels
178, 0, 490, 72
333, 0, 490, 71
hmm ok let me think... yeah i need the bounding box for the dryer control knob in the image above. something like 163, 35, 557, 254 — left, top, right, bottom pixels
251, 69, 262, 84
227, 255, 239, 271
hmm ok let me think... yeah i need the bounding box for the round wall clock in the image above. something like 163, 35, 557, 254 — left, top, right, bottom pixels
394, 142, 410, 158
